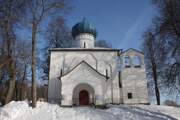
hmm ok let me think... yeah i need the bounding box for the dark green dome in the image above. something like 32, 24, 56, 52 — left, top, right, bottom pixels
72, 18, 97, 38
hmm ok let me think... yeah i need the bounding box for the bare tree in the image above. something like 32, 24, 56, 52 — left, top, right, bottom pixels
15, 39, 31, 100
42, 16, 72, 81
143, 31, 167, 105
95, 40, 112, 48
152, 0, 180, 94
142, 0, 180, 104
24, 0, 71, 108
46, 17, 72, 48
0, 0, 26, 104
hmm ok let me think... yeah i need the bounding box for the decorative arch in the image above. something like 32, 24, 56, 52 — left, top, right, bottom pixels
132, 55, 141, 67
72, 83, 95, 105
124, 56, 131, 68
83, 53, 97, 70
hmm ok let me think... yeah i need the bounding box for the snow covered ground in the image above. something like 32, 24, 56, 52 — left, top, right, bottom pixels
0, 101, 179, 120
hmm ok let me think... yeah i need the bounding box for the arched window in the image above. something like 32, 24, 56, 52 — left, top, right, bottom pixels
132, 55, 141, 68
124, 56, 131, 68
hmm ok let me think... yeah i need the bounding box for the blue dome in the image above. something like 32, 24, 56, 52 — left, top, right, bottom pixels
72, 18, 97, 38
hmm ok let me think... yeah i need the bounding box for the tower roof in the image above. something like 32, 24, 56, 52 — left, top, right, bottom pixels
71, 18, 97, 38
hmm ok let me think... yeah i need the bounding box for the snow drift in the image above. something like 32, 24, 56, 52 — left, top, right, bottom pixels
0, 101, 179, 120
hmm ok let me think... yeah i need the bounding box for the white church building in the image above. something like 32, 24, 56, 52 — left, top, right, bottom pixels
48, 19, 149, 106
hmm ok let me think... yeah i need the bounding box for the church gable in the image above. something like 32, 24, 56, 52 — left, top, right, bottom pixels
60, 61, 107, 80
120, 48, 145, 68
121, 48, 144, 55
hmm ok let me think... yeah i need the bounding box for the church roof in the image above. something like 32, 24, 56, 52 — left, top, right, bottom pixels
121, 48, 144, 55
60, 61, 108, 79
71, 18, 97, 38
50, 48, 121, 52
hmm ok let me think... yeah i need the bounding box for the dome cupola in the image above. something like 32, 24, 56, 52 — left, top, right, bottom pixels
72, 18, 97, 39
71, 18, 97, 48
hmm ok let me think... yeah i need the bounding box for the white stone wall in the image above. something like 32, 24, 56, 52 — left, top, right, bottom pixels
120, 49, 149, 104
61, 62, 106, 105
48, 49, 120, 105
73, 33, 95, 48
48, 48, 149, 105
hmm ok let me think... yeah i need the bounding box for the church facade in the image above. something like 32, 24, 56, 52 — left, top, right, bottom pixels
48, 19, 149, 106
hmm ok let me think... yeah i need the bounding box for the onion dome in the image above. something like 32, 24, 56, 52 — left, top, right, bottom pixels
71, 18, 97, 38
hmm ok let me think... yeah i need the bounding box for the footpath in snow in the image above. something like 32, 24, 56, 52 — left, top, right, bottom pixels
0, 101, 179, 120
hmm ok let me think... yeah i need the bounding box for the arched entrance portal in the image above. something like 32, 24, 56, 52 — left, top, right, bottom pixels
73, 83, 95, 106
79, 90, 89, 105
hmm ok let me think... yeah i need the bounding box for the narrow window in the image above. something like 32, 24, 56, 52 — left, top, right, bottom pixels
124, 56, 131, 68
84, 42, 86, 48
118, 71, 122, 88
133, 55, 141, 68
127, 93, 132, 99
106, 69, 108, 80
60, 69, 63, 76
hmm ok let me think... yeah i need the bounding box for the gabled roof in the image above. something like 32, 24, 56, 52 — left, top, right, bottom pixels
60, 61, 108, 79
121, 48, 144, 55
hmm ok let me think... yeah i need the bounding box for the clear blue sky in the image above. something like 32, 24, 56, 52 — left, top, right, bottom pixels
66, 0, 156, 50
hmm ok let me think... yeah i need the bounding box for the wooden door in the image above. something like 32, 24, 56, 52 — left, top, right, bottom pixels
79, 90, 89, 105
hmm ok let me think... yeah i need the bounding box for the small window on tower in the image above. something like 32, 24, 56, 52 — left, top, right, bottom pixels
127, 93, 132, 99
124, 56, 131, 68
133, 55, 141, 68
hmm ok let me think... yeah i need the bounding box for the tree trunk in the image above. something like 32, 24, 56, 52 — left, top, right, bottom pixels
0, 72, 1, 82
0, 58, 11, 69
5, 60, 16, 104
31, 21, 37, 108
4, 5, 16, 104
20, 64, 27, 100
152, 63, 160, 105
154, 79, 160, 105
15, 80, 19, 100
